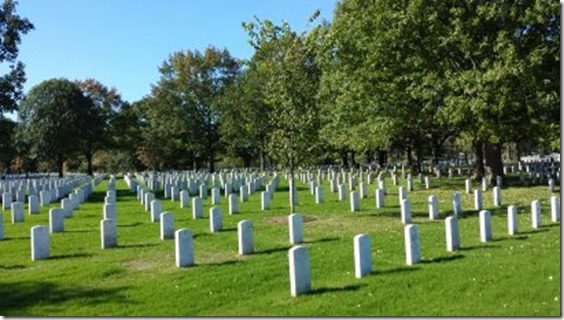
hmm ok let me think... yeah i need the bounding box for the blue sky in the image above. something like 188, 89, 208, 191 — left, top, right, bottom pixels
16, 1, 337, 104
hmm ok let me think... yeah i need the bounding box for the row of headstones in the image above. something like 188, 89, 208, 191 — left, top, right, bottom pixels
2, 175, 99, 226
134, 170, 270, 197
287, 198, 561, 296
10, 177, 103, 259
0, 175, 91, 201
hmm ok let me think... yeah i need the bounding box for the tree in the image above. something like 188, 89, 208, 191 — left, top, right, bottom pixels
0, 115, 16, 171
0, 0, 33, 114
75, 79, 124, 175
148, 47, 240, 172
17, 79, 94, 177
244, 17, 321, 212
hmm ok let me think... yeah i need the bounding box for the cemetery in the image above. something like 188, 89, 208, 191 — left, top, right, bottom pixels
0, 165, 560, 316
0, 0, 559, 317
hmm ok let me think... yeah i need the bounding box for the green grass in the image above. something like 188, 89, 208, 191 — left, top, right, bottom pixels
0, 174, 560, 316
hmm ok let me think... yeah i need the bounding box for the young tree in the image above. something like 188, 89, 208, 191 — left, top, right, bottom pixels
244, 18, 321, 212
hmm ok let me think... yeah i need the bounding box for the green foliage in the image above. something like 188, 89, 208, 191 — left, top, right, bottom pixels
0, 0, 33, 114
17, 79, 94, 176
140, 47, 241, 171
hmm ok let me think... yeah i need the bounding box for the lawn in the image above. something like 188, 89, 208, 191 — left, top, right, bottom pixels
0, 173, 560, 316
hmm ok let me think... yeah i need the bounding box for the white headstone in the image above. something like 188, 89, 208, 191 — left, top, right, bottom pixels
3, 192, 12, 209
531, 200, 541, 229
49, 208, 65, 233
101, 218, 117, 248
398, 186, 406, 203
180, 190, 189, 208
175, 228, 194, 267
353, 233, 372, 278
338, 184, 346, 201
375, 188, 384, 209
507, 205, 517, 235
28, 195, 39, 214
150, 200, 161, 222
428, 195, 439, 220
228, 194, 239, 215
445, 216, 460, 251
240, 186, 249, 202
192, 197, 203, 219
0, 214, 3, 240
493, 186, 501, 207
11, 202, 24, 223
474, 189, 482, 211
288, 245, 311, 296
209, 207, 223, 233
350, 191, 360, 212
104, 203, 116, 220
315, 186, 324, 204
211, 187, 220, 205
289, 213, 303, 244
31, 225, 49, 260
452, 192, 462, 216
199, 184, 208, 199
482, 177, 488, 191
261, 192, 270, 210
465, 179, 472, 194
479, 210, 492, 242
401, 198, 411, 224
160, 212, 175, 239
359, 182, 367, 198
144, 192, 154, 211
404, 224, 420, 265
548, 178, 555, 193
238, 220, 253, 255
551, 196, 560, 222
424, 176, 431, 189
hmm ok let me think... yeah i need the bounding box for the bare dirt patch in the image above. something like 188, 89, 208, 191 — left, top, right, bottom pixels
265, 215, 318, 224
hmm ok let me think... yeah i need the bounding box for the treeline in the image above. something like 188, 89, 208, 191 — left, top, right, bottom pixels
0, 0, 560, 181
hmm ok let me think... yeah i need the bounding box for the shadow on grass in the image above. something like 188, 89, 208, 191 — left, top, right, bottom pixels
117, 243, 159, 249
459, 244, 502, 251
49, 253, 93, 260
303, 236, 339, 244
3, 236, 30, 241
495, 235, 529, 241
0, 264, 25, 270
197, 259, 242, 268
0, 280, 133, 315
310, 283, 365, 295
255, 246, 292, 255
221, 227, 237, 232
421, 254, 465, 264
510, 229, 548, 236
65, 229, 95, 234
371, 266, 418, 276
119, 222, 143, 228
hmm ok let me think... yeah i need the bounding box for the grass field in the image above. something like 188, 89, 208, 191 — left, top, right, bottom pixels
0, 174, 560, 316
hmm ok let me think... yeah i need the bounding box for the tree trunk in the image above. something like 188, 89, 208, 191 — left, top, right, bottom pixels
378, 150, 386, 166
485, 141, 504, 185
432, 142, 441, 167
243, 156, 251, 168
86, 153, 94, 176
289, 159, 295, 214
414, 146, 423, 175
58, 155, 64, 178
259, 150, 265, 171
209, 151, 215, 173
351, 151, 357, 168
406, 146, 413, 171
341, 150, 348, 167
472, 139, 485, 181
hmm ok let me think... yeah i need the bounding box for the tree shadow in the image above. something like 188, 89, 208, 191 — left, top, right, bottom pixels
512, 229, 548, 235
65, 229, 95, 234
303, 236, 339, 244
309, 283, 365, 295
459, 244, 502, 251
420, 254, 465, 264
0, 264, 25, 270
255, 246, 292, 255
117, 243, 159, 249
197, 259, 242, 268
49, 253, 93, 260
371, 266, 418, 276
0, 280, 134, 315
